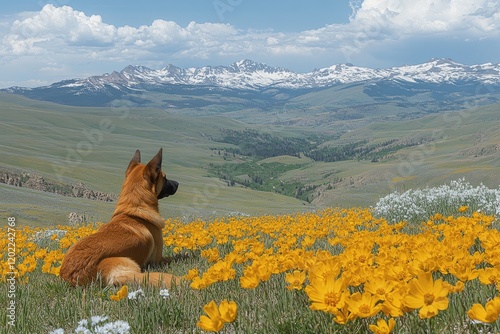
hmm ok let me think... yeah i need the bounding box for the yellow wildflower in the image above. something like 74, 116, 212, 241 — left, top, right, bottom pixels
364, 276, 397, 301
478, 267, 500, 287
219, 300, 238, 323
110, 285, 128, 301
184, 268, 199, 281
369, 318, 396, 334
381, 291, 406, 318
467, 297, 500, 323
197, 300, 237, 332
197, 300, 224, 332
34, 249, 47, 259
442, 280, 465, 293
346, 292, 381, 318
285, 270, 306, 290
305, 275, 349, 315
201, 248, 220, 263
404, 272, 449, 319
240, 270, 260, 289
190, 277, 208, 290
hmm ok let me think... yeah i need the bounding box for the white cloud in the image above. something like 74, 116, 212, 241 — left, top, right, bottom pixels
0, 1, 498, 87
351, 0, 500, 36
293, 0, 500, 63
1, 4, 240, 58
9, 5, 116, 47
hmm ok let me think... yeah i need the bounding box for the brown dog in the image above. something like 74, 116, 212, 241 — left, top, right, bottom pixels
59, 148, 180, 287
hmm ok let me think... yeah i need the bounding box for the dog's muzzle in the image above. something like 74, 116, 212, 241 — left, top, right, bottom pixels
158, 179, 179, 199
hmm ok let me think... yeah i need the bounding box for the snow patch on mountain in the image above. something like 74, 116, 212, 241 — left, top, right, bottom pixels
10, 58, 500, 94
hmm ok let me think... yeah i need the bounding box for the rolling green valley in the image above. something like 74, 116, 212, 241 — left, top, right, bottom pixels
1, 89, 499, 227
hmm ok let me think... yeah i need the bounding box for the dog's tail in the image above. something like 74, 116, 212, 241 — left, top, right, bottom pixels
98, 257, 180, 287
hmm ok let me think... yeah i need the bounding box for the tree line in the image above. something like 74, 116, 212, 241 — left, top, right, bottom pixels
213, 128, 411, 163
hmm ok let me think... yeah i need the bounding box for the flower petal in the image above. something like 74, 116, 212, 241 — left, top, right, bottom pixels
203, 300, 221, 320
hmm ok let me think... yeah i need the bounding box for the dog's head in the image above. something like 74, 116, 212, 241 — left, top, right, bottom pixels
126, 148, 179, 199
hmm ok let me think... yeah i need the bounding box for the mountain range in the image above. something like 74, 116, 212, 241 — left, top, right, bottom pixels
3, 58, 500, 117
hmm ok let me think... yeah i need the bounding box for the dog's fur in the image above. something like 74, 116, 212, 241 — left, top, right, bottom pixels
59, 148, 180, 287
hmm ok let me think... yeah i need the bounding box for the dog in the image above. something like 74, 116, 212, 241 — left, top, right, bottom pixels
59, 148, 180, 287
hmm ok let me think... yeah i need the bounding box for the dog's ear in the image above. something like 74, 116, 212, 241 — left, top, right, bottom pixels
146, 148, 163, 176
126, 149, 141, 175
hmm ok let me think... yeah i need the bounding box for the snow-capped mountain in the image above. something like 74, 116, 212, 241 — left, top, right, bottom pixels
13, 58, 500, 93
3, 58, 500, 108
57, 60, 310, 92
388, 58, 500, 85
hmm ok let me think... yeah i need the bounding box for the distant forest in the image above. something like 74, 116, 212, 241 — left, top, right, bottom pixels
213, 128, 418, 162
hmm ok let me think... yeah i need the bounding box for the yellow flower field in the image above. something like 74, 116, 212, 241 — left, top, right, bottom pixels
2, 207, 500, 333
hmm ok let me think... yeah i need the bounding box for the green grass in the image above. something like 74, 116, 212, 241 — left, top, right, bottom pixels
2, 269, 355, 334
3, 269, 486, 334
0, 93, 313, 226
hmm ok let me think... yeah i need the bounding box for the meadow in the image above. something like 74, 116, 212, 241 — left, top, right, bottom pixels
1, 181, 500, 333
1, 93, 500, 333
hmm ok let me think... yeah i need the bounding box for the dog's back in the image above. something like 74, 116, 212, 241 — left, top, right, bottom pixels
59, 149, 179, 287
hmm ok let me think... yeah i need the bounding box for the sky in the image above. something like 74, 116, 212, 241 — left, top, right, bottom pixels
0, 0, 499, 88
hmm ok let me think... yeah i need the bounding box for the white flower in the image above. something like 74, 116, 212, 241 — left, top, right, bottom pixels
94, 320, 131, 334
75, 327, 91, 334
127, 288, 144, 300
55, 316, 130, 334
77, 319, 88, 327
374, 178, 500, 223
159, 289, 170, 299
48, 329, 64, 334
91, 315, 109, 326
75, 318, 91, 334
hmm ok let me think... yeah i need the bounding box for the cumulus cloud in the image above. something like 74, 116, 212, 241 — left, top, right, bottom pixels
3, 2, 498, 58
9, 5, 116, 48
351, 0, 500, 36
0, 1, 498, 87
1, 4, 240, 58
293, 0, 500, 63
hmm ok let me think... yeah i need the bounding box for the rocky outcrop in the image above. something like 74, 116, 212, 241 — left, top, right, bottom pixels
0, 169, 116, 202
68, 212, 88, 225
71, 182, 116, 202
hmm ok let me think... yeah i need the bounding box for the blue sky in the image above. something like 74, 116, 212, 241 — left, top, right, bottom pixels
0, 0, 499, 88
1, 1, 352, 34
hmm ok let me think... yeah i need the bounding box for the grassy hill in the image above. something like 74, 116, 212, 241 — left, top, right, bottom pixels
1, 92, 499, 227
307, 103, 500, 207
0, 93, 314, 227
